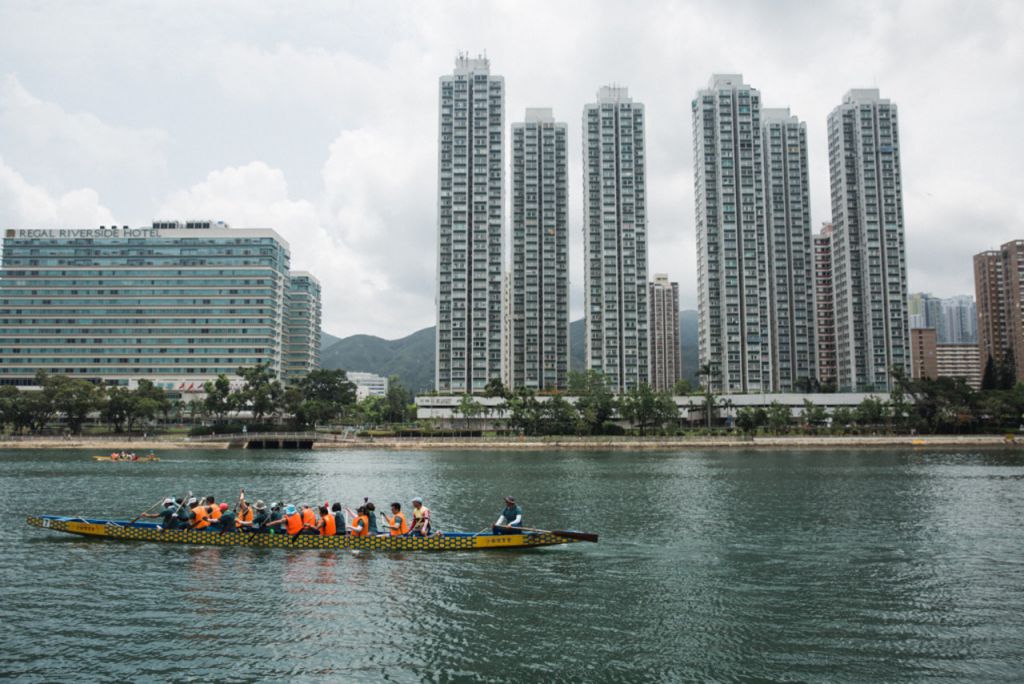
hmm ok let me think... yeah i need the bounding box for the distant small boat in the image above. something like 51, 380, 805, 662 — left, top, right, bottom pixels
27, 515, 594, 552
91, 456, 160, 462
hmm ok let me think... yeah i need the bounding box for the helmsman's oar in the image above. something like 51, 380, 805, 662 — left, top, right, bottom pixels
496, 525, 598, 543
128, 497, 165, 525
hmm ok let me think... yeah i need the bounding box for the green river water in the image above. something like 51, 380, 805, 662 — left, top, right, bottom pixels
1, 447, 1023, 682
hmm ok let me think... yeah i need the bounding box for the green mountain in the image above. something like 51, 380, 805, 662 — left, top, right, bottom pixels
320, 310, 698, 394
320, 331, 342, 353
320, 326, 435, 393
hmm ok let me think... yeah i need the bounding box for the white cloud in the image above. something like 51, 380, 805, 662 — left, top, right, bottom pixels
0, 157, 114, 227
0, 74, 167, 213
1, 0, 1023, 335
156, 160, 419, 336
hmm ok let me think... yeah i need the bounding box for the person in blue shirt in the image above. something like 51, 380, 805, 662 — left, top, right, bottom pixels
494, 496, 523, 534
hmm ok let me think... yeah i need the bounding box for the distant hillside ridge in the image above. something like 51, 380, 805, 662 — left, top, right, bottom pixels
319, 310, 698, 394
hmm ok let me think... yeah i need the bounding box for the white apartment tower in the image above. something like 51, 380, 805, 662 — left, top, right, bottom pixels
648, 274, 681, 392
693, 75, 771, 393
510, 108, 569, 390
827, 89, 909, 391
583, 86, 649, 393
435, 54, 505, 393
762, 108, 816, 391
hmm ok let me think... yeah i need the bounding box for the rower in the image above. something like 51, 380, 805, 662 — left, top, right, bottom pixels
317, 505, 337, 536
265, 504, 304, 535
364, 501, 380, 535
140, 498, 178, 528
244, 500, 271, 532
190, 503, 212, 530
237, 499, 254, 528
210, 503, 235, 532
301, 504, 317, 529
408, 497, 431, 536
384, 502, 410, 536
206, 496, 222, 522
349, 506, 370, 537
494, 496, 523, 534
331, 502, 346, 537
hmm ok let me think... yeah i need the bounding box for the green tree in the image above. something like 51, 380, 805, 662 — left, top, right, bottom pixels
504, 387, 544, 435
455, 394, 484, 430
765, 401, 792, 435
567, 370, 616, 435
801, 399, 828, 432
619, 383, 659, 435
46, 376, 101, 434
540, 395, 580, 435
855, 396, 888, 429
384, 375, 414, 423
483, 378, 507, 399
672, 378, 696, 396
698, 362, 719, 429
831, 406, 855, 434
356, 395, 388, 426
0, 386, 20, 433
735, 406, 765, 435
291, 369, 357, 429
203, 374, 235, 423
126, 380, 169, 434
981, 356, 999, 391
236, 363, 283, 424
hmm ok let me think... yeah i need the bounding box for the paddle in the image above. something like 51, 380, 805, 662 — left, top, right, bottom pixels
128, 497, 165, 525
496, 525, 598, 543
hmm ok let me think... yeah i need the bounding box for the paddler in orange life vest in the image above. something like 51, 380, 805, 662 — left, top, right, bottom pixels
265, 504, 305, 535
317, 505, 337, 536
408, 497, 431, 536
237, 499, 254, 528
301, 504, 317, 529
384, 502, 410, 536
348, 506, 371, 537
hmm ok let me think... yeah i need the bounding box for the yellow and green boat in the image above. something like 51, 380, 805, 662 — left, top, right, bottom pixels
26, 515, 596, 552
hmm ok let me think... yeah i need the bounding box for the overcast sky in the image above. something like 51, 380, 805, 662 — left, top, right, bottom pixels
1, 0, 1022, 338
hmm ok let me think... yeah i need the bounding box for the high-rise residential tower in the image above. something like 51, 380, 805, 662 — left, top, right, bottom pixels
435, 54, 505, 393
583, 86, 649, 393
648, 274, 681, 392
693, 74, 770, 393
283, 272, 322, 383
814, 223, 838, 389
827, 88, 909, 391
762, 107, 816, 391
509, 108, 569, 391
974, 241, 1024, 383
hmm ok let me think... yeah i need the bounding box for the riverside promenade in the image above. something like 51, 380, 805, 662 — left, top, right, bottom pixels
0, 433, 1017, 451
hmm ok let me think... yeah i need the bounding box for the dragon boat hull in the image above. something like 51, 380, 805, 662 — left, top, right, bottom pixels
27, 515, 582, 552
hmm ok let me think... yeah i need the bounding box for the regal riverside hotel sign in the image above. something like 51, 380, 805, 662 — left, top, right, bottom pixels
5, 227, 162, 239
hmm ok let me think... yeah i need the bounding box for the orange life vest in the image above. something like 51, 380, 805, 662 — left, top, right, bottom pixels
284, 511, 303, 535
352, 514, 369, 537
209, 506, 222, 521
191, 506, 210, 529
238, 507, 253, 524
387, 512, 409, 536
301, 508, 316, 527
319, 514, 337, 536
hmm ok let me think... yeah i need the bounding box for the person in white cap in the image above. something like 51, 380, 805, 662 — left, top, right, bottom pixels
408, 497, 431, 536
140, 498, 179, 529
494, 496, 523, 534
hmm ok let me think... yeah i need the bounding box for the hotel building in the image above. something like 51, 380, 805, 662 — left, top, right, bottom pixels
0, 221, 319, 391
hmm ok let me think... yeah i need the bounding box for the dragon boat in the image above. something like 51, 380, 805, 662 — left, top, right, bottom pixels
91, 456, 160, 462
26, 515, 595, 552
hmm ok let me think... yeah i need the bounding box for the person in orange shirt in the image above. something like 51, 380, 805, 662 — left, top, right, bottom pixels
317, 505, 337, 536
348, 506, 370, 537
237, 499, 254, 528
190, 503, 211, 530
300, 504, 316, 529
384, 502, 410, 536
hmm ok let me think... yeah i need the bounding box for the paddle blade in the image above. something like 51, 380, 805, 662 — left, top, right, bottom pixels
552, 530, 598, 543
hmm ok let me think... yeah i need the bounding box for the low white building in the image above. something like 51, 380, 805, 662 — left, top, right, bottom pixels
348, 372, 389, 400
